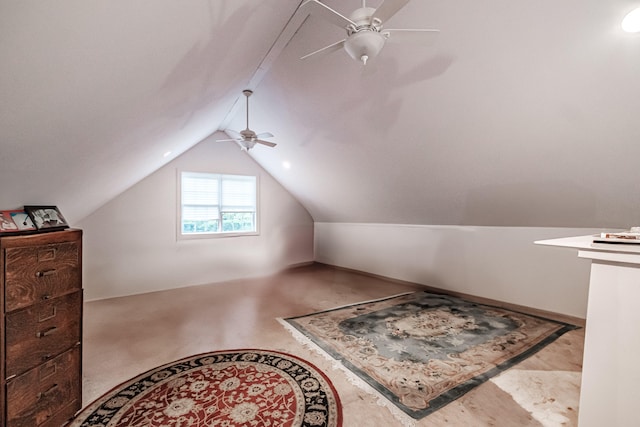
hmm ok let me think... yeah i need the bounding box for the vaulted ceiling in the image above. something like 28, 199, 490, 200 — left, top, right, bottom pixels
2, 0, 639, 228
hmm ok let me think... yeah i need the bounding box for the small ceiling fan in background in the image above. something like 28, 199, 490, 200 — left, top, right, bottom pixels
301, 0, 439, 65
218, 90, 276, 151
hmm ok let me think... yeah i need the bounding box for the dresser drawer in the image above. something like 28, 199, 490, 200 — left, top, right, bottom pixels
4, 241, 81, 312
6, 346, 81, 427
5, 291, 82, 378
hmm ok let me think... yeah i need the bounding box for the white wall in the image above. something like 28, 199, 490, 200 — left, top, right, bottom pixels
78, 136, 314, 301
315, 223, 602, 318
76, 134, 599, 315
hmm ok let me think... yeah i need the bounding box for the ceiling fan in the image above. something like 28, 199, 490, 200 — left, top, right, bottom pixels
301, 0, 439, 65
218, 90, 276, 151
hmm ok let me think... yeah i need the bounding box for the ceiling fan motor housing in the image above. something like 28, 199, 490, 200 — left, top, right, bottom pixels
240, 129, 257, 140
348, 7, 379, 32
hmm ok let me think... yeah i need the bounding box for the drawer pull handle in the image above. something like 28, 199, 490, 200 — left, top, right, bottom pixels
42, 295, 52, 300
36, 326, 57, 338
37, 383, 59, 400
42, 354, 52, 361
36, 269, 57, 278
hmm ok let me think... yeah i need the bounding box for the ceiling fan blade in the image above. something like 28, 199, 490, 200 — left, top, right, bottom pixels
302, 0, 356, 29
256, 139, 277, 148
301, 39, 346, 60
217, 138, 240, 142
371, 0, 409, 25
222, 129, 242, 140
383, 28, 440, 44
256, 132, 274, 139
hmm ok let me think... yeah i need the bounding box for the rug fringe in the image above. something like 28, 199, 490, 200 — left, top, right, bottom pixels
277, 318, 417, 427
277, 318, 338, 365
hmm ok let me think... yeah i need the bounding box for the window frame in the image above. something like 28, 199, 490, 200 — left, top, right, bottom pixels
177, 170, 259, 240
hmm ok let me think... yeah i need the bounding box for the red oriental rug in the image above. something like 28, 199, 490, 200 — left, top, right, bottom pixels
69, 349, 342, 427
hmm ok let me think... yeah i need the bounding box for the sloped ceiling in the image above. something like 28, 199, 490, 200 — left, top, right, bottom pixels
2, 0, 640, 228
0, 0, 300, 223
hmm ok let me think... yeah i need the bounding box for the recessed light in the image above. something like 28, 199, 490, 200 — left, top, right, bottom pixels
622, 8, 640, 33
282, 161, 291, 169
163, 151, 172, 158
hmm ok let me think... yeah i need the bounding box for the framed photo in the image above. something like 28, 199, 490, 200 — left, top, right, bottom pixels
0, 210, 36, 235
0, 210, 20, 234
24, 206, 69, 231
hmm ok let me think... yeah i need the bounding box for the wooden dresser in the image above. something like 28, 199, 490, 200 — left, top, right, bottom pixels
1, 229, 82, 427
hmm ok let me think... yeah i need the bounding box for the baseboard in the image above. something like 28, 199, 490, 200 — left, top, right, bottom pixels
314, 262, 586, 327
281, 261, 316, 271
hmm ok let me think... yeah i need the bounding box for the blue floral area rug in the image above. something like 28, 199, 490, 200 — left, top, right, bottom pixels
280, 291, 578, 422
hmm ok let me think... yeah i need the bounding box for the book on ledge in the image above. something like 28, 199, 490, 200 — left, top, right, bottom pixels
593, 228, 640, 244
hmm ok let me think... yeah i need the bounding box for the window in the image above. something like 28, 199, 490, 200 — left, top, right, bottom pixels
179, 171, 257, 237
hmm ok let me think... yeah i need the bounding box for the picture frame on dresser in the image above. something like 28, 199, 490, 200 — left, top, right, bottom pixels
0, 210, 36, 236
24, 205, 69, 231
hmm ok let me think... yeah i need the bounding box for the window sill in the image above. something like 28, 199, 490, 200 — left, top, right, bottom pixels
178, 231, 259, 241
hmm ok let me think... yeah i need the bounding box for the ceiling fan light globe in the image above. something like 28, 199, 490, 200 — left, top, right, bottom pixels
344, 31, 386, 63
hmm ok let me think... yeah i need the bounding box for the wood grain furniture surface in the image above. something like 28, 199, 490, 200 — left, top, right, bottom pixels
1, 229, 82, 427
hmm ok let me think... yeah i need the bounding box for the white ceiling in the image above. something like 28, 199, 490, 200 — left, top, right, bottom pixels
2, 0, 639, 228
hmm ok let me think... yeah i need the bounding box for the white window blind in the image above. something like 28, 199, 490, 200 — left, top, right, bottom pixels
180, 172, 257, 236
222, 176, 256, 212
182, 173, 219, 220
